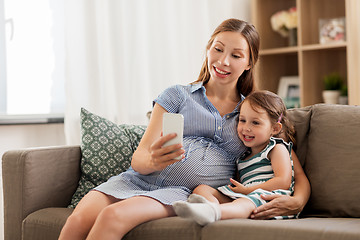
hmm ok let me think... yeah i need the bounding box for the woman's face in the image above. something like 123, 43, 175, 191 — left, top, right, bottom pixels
207, 31, 250, 87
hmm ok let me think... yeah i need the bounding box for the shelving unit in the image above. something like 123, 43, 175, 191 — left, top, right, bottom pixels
251, 0, 360, 106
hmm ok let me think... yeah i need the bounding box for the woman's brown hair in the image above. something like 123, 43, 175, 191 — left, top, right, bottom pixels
193, 18, 260, 97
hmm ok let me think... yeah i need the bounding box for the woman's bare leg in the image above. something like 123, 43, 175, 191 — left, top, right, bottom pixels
59, 190, 118, 240
86, 196, 175, 240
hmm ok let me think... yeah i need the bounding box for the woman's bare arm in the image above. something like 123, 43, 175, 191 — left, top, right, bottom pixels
131, 103, 184, 175
229, 144, 292, 194
250, 150, 310, 219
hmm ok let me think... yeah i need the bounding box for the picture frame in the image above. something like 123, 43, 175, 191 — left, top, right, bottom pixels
277, 76, 300, 108
319, 17, 346, 44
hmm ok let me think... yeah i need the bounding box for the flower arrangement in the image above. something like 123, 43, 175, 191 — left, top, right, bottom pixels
270, 7, 297, 37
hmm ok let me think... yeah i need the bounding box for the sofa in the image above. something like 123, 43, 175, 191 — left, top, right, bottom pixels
2, 104, 360, 240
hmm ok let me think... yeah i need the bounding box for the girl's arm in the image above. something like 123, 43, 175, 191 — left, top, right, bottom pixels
250, 150, 311, 219
131, 103, 185, 175
229, 144, 292, 195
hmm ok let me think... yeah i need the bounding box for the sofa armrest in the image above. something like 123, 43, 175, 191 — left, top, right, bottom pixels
2, 145, 81, 240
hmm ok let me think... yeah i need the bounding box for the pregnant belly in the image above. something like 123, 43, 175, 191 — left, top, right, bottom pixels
158, 139, 237, 190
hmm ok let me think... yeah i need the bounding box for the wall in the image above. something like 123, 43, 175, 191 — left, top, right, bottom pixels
0, 123, 66, 240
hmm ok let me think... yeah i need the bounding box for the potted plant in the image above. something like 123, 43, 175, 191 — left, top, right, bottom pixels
322, 72, 343, 104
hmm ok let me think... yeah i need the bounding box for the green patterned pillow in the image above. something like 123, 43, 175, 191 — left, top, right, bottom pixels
68, 108, 146, 208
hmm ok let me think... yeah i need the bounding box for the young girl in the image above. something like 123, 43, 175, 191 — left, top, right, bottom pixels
173, 90, 297, 225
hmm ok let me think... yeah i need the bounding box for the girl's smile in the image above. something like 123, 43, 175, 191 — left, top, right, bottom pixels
242, 134, 255, 142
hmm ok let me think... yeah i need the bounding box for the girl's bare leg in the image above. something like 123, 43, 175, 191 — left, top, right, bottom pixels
59, 190, 118, 240
86, 196, 175, 240
220, 198, 256, 219
193, 184, 232, 203
193, 185, 256, 218
173, 185, 256, 225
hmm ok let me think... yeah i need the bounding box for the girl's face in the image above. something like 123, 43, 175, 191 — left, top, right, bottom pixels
207, 31, 250, 87
237, 100, 280, 154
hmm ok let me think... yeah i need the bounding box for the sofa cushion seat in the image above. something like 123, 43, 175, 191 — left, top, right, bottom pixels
201, 218, 360, 240
22, 208, 202, 240
22, 208, 73, 240
124, 216, 202, 240
23, 208, 360, 240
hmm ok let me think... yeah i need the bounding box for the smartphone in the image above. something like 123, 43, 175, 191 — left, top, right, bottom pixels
162, 113, 184, 160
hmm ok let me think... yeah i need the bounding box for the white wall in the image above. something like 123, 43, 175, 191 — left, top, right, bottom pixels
0, 123, 66, 240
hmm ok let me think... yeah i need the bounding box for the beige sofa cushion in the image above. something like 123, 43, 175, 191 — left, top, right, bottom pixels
302, 104, 360, 217
22, 208, 73, 240
287, 105, 312, 166
22, 208, 201, 240
201, 218, 360, 240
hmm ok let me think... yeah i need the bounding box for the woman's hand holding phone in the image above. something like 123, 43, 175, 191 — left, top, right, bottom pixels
162, 113, 184, 161
148, 132, 185, 171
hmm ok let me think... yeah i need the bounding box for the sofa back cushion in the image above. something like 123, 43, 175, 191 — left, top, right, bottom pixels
287, 106, 312, 167
68, 108, 146, 208
301, 104, 360, 217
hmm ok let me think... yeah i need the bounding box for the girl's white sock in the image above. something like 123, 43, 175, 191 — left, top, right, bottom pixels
187, 194, 208, 203
172, 200, 221, 226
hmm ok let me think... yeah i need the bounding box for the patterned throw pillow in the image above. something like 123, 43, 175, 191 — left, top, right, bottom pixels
68, 108, 146, 208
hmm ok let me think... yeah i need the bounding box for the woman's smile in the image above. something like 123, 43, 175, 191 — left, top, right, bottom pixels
213, 66, 231, 77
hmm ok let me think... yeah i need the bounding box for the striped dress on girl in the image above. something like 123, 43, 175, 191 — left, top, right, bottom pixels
218, 137, 298, 219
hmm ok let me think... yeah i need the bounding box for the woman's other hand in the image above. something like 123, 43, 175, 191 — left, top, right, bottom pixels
250, 194, 301, 219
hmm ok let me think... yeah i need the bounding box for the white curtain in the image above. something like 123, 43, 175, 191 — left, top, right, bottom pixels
64, 0, 251, 145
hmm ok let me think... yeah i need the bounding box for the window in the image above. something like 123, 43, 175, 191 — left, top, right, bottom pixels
0, 0, 65, 117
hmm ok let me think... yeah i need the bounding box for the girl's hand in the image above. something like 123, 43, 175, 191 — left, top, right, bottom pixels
148, 133, 185, 171
250, 194, 301, 219
228, 178, 249, 194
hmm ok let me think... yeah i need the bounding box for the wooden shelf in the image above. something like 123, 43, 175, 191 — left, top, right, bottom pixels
301, 42, 347, 51
252, 0, 360, 106
260, 47, 298, 55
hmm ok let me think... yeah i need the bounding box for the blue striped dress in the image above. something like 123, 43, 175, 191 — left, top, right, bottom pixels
218, 137, 297, 219
94, 83, 247, 205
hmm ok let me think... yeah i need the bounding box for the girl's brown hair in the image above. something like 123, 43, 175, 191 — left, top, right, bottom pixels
193, 18, 260, 97
241, 90, 296, 144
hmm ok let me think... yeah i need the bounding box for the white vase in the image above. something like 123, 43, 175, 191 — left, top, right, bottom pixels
322, 90, 340, 104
